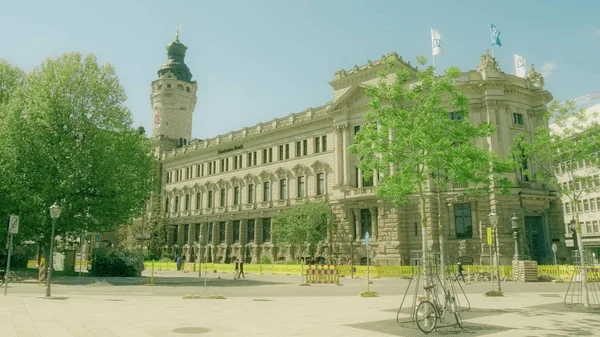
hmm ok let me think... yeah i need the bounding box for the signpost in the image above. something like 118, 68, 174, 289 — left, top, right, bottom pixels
93, 234, 100, 273
365, 232, 370, 292
487, 227, 494, 291
4, 215, 19, 295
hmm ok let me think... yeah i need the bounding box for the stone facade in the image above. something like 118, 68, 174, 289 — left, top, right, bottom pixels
148, 36, 566, 266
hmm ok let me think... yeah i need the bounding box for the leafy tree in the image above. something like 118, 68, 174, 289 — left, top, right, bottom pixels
350, 58, 508, 283
272, 202, 336, 261
0, 53, 156, 253
512, 100, 600, 308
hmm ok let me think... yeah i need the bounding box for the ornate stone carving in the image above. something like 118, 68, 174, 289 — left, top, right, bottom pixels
477, 50, 501, 73
527, 64, 544, 89
333, 123, 348, 132
458, 240, 469, 257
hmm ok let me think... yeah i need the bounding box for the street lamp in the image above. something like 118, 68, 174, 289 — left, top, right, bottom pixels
348, 234, 354, 279
569, 218, 578, 252
47, 202, 61, 297
488, 211, 502, 293
511, 213, 520, 261
199, 234, 207, 296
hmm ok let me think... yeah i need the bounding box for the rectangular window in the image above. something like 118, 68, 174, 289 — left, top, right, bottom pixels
166, 172, 171, 183
591, 198, 597, 212
354, 125, 361, 135
248, 184, 255, 203
449, 111, 464, 120
584, 199, 590, 212
314, 137, 321, 153
219, 222, 226, 244
185, 194, 190, 211
262, 149, 268, 164
296, 141, 301, 157
234, 186, 240, 205
201, 163, 205, 176
360, 209, 372, 239
165, 198, 170, 213
454, 203, 473, 239
233, 220, 240, 243
208, 191, 213, 208
593, 221, 600, 234
172, 226, 178, 245
174, 196, 180, 212
247, 219, 255, 243
513, 113, 524, 125
285, 144, 290, 159
316, 173, 325, 195
279, 179, 287, 200
297, 176, 305, 198
220, 159, 225, 172
303, 139, 308, 155
565, 202, 571, 215
183, 224, 189, 244
262, 218, 271, 242
207, 222, 213, 243
278, 145, 284, 161
225, 158, 229, 171
263, 181, 270, 201
175, 170, 179, 181
196, 193, 202, 209
220, 188, 226, 207
208, 162, 212, 175
594, 175, 600, 188
268, 147, 273, 163
247, 153, 252, 167
586, 221, 593, 234
253, 151, 257, 166
321, 135, 327, 152
234, 156, 238, 170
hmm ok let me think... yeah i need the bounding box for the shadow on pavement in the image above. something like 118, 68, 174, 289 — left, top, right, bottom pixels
45, 276, 285, 288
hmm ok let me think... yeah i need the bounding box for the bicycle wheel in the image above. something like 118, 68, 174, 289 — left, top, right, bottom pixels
416, 300, 437, 333
450, 298, 463, 328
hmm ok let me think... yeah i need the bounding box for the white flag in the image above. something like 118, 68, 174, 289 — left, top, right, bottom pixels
514, 54, 527, 78
431, 28, 443, 56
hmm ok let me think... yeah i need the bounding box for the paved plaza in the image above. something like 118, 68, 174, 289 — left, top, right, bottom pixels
2, 272, 600, 336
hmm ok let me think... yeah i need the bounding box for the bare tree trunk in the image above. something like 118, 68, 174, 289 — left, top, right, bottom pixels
575, 213, 590, 308
437, 191, 446, 287
418, 185, 430, 293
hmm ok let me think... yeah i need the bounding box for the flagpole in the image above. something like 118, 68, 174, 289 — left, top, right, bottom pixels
490, 22, 496, 58
432, 54, 436, 75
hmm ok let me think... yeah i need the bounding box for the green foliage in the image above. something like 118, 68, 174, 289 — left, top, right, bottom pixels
259, 255, 272, 265
0, 54, 157, 245
91, 250, 145, 277
350, 58, 505, 223
272, 202, 336, 258
512, 100, 600, 233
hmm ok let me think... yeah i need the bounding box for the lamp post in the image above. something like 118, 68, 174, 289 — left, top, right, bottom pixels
199, 234, 207, 296
348, 234, 354, 279
488, 211, 502, 293
511, 213, 520, 261
47, 202, 61, 297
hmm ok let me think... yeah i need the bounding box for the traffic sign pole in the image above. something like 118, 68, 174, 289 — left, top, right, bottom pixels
365, 232, 370, 292
4, 215, 19, 296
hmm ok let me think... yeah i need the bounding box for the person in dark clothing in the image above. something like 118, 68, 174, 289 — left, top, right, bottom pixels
456, 262, 465, 282
234, 259, 240, 279
176, 256, 182, 271
239, 260, 245, 278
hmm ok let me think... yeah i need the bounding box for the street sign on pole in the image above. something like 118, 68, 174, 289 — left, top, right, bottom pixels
8, 215, 19, 234
552, 243, 557, 253
487, 227, 493, 246
95, 234, 100, 242
365, 232, 370, 292
365, 232, 370, 246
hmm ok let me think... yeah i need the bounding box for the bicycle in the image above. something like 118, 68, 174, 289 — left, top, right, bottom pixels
415, 283, 463, 333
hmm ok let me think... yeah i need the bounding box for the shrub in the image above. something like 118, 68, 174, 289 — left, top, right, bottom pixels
259, 256, 272, 264
91, 250, 144, 277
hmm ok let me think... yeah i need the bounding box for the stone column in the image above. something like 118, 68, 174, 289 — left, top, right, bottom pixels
225, 220, 233, 245
241, 219, 248, 244
167, 226, 174, 246
353, 209, 361, 242
334, 125, 344, 186
373, 170, 379, 187
341, 124, 351, 186
370, 206, 378, 240
177, 224, 184, 246
357, 168, 363, 188
255, 218, 262, 243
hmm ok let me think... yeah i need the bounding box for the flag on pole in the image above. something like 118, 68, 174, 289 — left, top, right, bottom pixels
514, 54, 527, 78
490, 23, 502, 47
431, 28, 443, 55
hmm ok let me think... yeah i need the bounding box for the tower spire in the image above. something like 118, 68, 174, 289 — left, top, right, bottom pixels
175, 22, 180, 41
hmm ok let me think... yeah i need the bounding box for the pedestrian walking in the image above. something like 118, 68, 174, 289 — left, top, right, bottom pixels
234, 259, 240, 279
456, 262, 465, 282
239, 260, 245, 279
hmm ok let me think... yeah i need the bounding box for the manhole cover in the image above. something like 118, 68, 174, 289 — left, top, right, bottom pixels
172, 327, 212, 334
253, 299, 273, 302
539, 294, 561, 297
40, 297, 69, 300
105, 299, 124, 302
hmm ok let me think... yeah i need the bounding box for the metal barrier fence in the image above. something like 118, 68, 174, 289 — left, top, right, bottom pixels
303, 264, 340, 284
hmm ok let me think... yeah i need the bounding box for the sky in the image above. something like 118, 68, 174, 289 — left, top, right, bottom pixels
1, 0, 599, 140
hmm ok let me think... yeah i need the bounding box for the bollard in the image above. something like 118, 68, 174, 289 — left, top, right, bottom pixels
151, 260, 155, 285
38, 258, 46, 286
467, 268, 471, 285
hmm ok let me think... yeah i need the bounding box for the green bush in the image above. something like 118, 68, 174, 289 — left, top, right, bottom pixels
0, 245, 37, 269
91, 250, 145, 277
259, 255, 272, 264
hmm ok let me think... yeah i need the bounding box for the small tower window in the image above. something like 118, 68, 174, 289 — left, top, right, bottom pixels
186, 87, 190, 93
157, 85, 162, 90
167, 84, 172, 89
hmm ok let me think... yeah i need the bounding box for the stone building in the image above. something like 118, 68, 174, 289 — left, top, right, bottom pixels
149, 35, 567, 266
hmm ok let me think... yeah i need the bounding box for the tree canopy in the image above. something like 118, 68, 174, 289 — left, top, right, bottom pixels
0, 53, 156, 247
272, 202, 336, 259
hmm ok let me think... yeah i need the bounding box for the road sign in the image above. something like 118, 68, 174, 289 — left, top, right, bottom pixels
552, 243, 557, 253
365, 232, 370, 246
95, 234, 100, 242
487, 227, 492, 246
8, 215, 19, 234
94, 242, 99, 249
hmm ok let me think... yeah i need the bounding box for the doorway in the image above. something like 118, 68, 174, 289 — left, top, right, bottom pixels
525, 216, 548, 264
